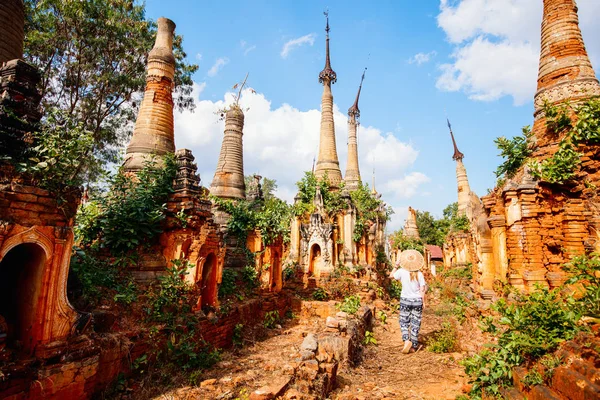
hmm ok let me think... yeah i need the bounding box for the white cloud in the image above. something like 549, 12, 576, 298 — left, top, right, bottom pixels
244, 45, 257, 56
280, 33, 317, 59
436, 0, 600, 104
173, 84, 428, 222
195, 53, 203, 61
437, 36, 538, 104
207, 57, 229, 77
382, 173, 431, 200
408, 51, 437, 65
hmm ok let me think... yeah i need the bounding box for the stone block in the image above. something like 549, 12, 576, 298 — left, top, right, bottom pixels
552, 366, 600, 400
301, 333, 318, 352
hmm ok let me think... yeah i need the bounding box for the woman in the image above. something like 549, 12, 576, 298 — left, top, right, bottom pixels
389, 249, 427, 353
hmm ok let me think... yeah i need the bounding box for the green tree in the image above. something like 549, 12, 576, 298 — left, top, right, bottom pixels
244, 174, 278, 200
23, 0, 198, 184
415, 210, 444, 247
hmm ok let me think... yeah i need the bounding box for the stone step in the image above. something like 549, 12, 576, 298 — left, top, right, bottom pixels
528, 385, 562, 400
552, 366, 600, 400
570, 359, 600, 386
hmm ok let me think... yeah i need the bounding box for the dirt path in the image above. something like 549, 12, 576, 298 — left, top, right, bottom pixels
146, 301, 473, 400
332, 307, 468, 400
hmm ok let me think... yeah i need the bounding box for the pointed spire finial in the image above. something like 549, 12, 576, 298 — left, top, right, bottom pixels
371, 167, 377, 195
319, 10, 337, 85
348, 67, 367, 120
447, 118, 464, 161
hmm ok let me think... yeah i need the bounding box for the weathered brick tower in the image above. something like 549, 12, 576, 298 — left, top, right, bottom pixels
0, 0, 24, 64
478, 0, 600, 294
533, 0, 600, 155
314, 12, 343, 188
344, 68, 366, 191
448, 119, 472, 220
124, 17, 177, 171
210, 105, 246, 199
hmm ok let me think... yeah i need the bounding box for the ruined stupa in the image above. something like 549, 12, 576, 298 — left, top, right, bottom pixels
403, 207, 420, 240
210, 105, 246, 200
344, 68, 366, 191
124, 17, 176, 171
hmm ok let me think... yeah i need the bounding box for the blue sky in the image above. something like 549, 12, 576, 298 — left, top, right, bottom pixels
143, 0, 600, 231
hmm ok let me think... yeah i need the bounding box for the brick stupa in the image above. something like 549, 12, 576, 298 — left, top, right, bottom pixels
124, 17, 177, 171
533, 0, 600, 154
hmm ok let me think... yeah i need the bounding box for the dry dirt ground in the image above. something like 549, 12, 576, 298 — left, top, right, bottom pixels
332, 307, 469, 400
146, 300, 477, 400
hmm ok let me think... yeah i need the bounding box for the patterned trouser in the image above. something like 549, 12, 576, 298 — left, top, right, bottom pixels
399, 297, 423, 349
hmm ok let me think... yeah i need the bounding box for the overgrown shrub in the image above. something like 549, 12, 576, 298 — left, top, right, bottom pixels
263, 310, 280, 329
312, 288, 328, 301
76, 155, 177, 255
218, 268, 237, 299
144, 260, 221, 371
387, 280, 402, 300
69, 247, 137, 307
428, 321, 457, 353
442, 264, 473, 280
337, 295, 361, 314
494, 126, 534, 179
283, 265, 296, 281
564, 254, 600, 319
462, 288, 582, 398
242, 265, 259, 290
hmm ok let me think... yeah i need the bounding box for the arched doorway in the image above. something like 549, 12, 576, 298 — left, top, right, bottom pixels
309, 244, 321, 276
200, 253, 217, 309
0, 243, 46, 354
270, 250, 281, 292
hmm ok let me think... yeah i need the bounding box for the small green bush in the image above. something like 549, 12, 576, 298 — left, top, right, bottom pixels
312, 288, 328, 301
219, 268, 237, 299
283, 265, 296, 281
387, 280, 402, 300
263, 310, 280, 329
428, 321, 457, 353
564, 254, 600, 319
337, 295, 361, 314
522, 370, 543, 388
242, 265, 259, 290
462, 287, 582, 398
363, 331, 377, 346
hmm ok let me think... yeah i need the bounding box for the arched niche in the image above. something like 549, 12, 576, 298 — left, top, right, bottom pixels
200, 253, 217, 309
309, 243, 321, 276
270, 249, 282, 292
0, 243, 46, 354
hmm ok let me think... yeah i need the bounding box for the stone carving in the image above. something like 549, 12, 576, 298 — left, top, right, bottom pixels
246, 174, 263, 201
174, 148, 201, 194
299, 191, 334, 276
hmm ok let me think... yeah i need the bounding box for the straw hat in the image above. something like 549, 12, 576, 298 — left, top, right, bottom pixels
398, 249, 424, 272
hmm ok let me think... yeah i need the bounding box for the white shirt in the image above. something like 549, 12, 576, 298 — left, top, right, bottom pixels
393, 269, 426, 299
